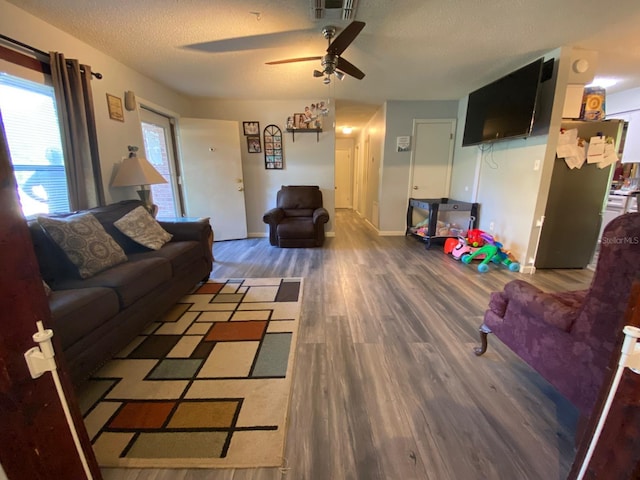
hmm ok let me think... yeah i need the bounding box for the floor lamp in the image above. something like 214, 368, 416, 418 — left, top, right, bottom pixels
576, 325, 640, 480
111, 146, 166, 213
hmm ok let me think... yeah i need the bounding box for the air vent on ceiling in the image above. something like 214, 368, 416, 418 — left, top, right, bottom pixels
312, 0, 359, 20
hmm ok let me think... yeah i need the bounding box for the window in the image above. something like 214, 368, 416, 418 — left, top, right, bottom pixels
0, 73, 69, 216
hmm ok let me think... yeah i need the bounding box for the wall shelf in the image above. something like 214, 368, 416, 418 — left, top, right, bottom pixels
286, 128, 322, 142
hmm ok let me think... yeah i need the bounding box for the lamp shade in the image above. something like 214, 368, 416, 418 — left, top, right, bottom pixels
112, 151, 167, 187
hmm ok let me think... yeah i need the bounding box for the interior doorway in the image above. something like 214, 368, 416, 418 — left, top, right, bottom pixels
140, 107, 183, 218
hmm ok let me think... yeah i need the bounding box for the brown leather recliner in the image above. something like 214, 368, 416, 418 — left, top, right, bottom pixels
263, 185, 329, 247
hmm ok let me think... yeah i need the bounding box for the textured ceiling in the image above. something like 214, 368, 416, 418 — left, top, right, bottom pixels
7, 0, 640, 134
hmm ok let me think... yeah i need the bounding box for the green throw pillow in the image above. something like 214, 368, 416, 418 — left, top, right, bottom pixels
113, 206, 173, 250
38, 212, 128, 279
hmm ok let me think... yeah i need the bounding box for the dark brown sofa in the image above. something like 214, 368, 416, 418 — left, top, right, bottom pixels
263, 185, 329, 247
28, 200, 213, 384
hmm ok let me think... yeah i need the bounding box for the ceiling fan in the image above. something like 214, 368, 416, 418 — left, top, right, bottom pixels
266, 21, 365, 84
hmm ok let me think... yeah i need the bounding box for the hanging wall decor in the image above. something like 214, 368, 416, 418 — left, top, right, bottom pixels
243, 121, 260, 135
247, 135, 261, 153
106, 93, 124, 122
263, 124, 283, 169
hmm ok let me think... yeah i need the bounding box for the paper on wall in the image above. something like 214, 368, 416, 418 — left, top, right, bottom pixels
597, 142, 619, 169
556, 128, 579, 159
587, 136, 605, 163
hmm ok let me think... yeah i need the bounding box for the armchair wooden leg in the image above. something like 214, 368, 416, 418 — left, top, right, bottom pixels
473, 324, 492, 356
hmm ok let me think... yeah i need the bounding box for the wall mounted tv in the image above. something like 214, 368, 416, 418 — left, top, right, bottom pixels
462, 58, 544, 147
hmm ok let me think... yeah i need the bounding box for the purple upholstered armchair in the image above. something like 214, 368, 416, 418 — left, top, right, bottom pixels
474, 212, 640, 416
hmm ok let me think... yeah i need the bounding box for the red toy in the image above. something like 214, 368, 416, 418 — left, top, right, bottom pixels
466, 229, 485, 247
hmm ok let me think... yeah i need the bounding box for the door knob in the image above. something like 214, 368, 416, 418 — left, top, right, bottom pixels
238, 186, 244, 192
413, 186, 418, 190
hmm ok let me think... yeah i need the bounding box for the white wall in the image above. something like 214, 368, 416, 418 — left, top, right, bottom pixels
378, 100, 459, 234
188, 99, 336, 236
607, 87, 640, 165
607, 86, 640, 113
0, 0, 192, 206
449, 95, 480, 202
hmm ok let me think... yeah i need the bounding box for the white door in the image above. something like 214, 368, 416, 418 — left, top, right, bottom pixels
335, 148, 352, 208
178, 118, 247, 240
408, 119, 456, 199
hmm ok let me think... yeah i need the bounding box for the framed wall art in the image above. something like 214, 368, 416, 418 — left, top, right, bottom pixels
247, 135, 261, 153
243, 121, 260, 135
263, 124, 283, 169
106, 93, 124, 122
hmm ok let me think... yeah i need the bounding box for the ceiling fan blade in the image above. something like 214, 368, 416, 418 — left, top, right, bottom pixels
336, 57, 365, 80
266, 56, 322, 65
327, 21, 365, 56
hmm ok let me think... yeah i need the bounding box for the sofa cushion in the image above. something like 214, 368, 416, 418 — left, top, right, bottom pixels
55, 257, 172, 308
49, 287, 120, 350
38, 213, 128, 279
114, 206, 173, 250
128, 241, 202, 274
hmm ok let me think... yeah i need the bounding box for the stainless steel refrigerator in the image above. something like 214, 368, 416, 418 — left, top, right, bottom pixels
535, 119, 624, 269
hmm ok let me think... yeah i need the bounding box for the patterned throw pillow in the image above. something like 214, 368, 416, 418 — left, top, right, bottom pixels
38, 213, 128, 279
113, 206, 173, 250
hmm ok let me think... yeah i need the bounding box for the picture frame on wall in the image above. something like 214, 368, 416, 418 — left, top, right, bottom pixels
247, 135, 261, 153
106, 93, 124, 122
243, 121, 260, 135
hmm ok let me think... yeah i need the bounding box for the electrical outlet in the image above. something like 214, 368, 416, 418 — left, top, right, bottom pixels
489, 222, 495, 232
534, 159, 541, 171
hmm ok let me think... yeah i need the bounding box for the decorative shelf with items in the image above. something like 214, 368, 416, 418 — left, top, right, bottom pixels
286, 127, 322, 142
286, 101, 328, 143
406, 197, 479, 248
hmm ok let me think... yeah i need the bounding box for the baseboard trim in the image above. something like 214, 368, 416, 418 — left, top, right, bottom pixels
520, 265, 536, 274
378, 230, 406, 237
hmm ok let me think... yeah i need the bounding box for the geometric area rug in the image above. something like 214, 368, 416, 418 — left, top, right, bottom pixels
77, 277, 303, 469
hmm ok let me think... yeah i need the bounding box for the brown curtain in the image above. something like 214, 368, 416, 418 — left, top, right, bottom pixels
49, 52, 105, 210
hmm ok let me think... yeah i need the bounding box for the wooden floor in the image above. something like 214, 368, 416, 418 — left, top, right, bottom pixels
101, 209, 593, 480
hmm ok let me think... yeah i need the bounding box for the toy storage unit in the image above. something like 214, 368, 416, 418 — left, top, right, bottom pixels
406, 198, 479, 248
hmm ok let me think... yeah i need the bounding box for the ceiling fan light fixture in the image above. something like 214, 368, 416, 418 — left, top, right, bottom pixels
334, 70, 345, 80
313, 70, 324, 77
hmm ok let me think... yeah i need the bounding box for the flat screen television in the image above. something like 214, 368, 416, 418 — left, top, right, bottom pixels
462, 58, 544, 146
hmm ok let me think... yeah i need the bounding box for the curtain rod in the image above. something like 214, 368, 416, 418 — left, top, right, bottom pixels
0, 34, 103, 79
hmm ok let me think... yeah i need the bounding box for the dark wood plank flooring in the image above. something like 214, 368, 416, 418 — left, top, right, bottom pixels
102, 209, 592, 480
